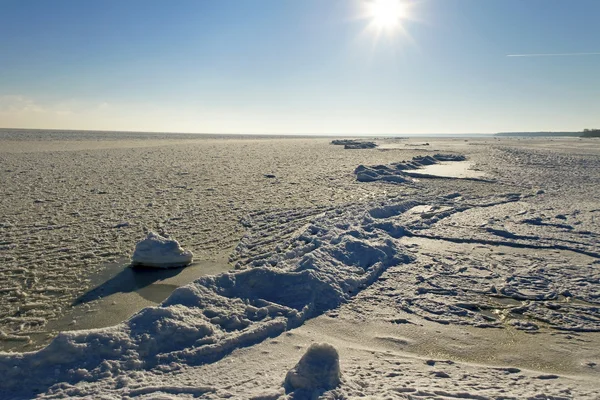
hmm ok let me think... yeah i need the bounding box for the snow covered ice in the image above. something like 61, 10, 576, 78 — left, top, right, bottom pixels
131, 231, 194, 268
1, 131, 599, 399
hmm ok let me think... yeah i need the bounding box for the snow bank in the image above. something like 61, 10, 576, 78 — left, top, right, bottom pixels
131, 232, 193, 268
284, 343, 341, 393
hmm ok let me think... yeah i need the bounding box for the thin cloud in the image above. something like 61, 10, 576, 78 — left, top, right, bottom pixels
507, 52, 600, 57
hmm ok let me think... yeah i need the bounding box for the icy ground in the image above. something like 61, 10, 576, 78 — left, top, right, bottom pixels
1, 131, 599, 399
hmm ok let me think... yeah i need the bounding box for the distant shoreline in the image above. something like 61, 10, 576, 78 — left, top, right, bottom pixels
0, 127, 492, 137
495, 131, 581, 137
0, 127, 494, 139
1, 127, 594, 138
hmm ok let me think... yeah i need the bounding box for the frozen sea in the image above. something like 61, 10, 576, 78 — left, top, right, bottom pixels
1, 130, 599, 399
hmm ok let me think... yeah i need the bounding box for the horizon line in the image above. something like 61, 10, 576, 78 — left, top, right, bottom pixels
507, 52, 600, 57
0, 127, 587, 136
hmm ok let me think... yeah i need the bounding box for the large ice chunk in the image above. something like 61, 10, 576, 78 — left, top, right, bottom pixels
131, 232, 193, 268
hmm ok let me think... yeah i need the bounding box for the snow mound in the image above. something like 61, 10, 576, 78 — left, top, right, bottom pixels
131, 232, 193, 268
284, 343, 341, 393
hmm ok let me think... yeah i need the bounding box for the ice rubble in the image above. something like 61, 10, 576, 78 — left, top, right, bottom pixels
355, 154, 470, 183
343, 141, 377, 149
131, 232, 193, 268
330, 139, 378, 149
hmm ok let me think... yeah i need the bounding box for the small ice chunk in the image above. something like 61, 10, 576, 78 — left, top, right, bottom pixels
131, 232, 193, 268
285, 343, 341, 393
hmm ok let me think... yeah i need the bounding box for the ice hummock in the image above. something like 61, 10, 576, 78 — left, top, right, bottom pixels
354, 153, 488, 183
131, 232, 193, 268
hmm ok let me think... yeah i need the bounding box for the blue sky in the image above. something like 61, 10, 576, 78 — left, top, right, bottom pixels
1, 0, 599, 134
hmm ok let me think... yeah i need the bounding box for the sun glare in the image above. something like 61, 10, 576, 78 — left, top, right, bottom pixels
368, 0, 409, 30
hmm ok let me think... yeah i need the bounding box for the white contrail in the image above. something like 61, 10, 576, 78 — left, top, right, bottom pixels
507, 52, 600, 57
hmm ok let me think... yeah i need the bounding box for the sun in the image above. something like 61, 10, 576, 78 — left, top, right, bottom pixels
367, 0, 409, 30
359, 0, 418, 45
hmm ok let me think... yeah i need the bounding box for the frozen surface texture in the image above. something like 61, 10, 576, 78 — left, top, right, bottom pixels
1, 132, 600, 399
0, 133, 417, 348
131, 232, 193, 268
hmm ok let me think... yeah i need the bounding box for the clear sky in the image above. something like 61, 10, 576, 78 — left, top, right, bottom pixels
1, 0, 599, 134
